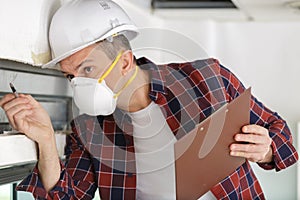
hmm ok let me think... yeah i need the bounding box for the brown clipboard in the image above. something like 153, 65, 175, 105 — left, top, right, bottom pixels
175, 88, 251, 200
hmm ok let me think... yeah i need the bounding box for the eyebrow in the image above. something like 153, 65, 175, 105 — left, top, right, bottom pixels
61, 59, 94, 74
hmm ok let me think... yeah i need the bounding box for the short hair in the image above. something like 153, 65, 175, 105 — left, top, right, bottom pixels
96, 34, 132, 60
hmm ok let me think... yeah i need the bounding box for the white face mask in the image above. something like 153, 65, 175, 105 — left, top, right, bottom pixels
71, 77, 117, 116
70, 52, 138, 116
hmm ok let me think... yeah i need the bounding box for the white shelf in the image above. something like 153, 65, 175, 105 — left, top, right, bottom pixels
0, 133, 66, 168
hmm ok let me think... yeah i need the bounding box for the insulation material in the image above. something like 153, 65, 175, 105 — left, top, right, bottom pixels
0, 0, 61, 66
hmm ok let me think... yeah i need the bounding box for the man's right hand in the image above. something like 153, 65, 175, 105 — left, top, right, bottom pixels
0, 93, 61, 192
0, 93, 54, 144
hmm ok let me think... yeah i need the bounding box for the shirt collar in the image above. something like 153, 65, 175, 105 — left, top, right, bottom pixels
136, 57, 167, 100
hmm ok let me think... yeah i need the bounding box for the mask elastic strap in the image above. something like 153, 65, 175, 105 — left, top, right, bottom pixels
113, 65, 139, 99
98, 51, 123, 83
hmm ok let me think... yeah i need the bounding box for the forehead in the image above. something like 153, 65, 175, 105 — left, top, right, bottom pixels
59, 43, 106, 73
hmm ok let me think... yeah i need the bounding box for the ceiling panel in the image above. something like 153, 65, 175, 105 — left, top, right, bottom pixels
125, 0, 300, 21
152, 0, 237, 9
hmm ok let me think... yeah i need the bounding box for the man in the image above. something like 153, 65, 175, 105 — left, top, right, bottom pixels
0, 0, 298, 199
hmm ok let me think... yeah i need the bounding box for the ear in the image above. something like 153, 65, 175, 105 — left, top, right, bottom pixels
120, 50, 134, 76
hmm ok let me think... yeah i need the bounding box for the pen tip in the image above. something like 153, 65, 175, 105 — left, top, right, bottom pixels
9, 82, 13, 87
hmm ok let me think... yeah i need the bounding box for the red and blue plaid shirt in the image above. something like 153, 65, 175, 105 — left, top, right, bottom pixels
17, 57, 298, 200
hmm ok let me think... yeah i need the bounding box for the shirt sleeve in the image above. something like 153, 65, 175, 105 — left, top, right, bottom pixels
218, 60, 298, 171
16, 131, 97, 199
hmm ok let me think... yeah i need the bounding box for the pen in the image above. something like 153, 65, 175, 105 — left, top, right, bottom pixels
9, 82, 19, 98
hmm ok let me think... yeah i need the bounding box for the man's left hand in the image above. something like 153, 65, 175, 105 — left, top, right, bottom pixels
229, 124, 273, 163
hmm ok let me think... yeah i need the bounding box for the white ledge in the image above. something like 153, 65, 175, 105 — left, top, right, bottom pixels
0, 132, 66, 168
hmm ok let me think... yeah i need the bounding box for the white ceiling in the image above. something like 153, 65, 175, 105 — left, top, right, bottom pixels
233, 0, 300, 20
128, 0, 300, 21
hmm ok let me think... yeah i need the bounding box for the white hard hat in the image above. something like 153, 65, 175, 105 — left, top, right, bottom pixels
43, 0, 139, 69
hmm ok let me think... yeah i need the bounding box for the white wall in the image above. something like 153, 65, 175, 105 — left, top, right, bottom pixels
115, 1, 299, 199
163, 21, 300, 199
213, 21, 300, 200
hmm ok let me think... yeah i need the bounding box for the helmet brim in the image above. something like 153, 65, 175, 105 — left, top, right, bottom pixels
42, 24, 139, 70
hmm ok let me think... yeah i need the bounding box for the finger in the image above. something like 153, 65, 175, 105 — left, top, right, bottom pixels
236, 132, 272, 146
14, 109, 33, 133
230, 151, 265, 163
6, 103, 32, 120
5, 103, 32, 129
230, 151, 245, 158
234, 133, 264, 144
2, 97, 30, 112
0, 94, 16, 107
242, 124, 268, 136
230, 143, 266, 154
22, 94, 39, 107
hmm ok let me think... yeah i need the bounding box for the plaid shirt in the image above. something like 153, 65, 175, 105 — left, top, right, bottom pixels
17, 57, 298, 200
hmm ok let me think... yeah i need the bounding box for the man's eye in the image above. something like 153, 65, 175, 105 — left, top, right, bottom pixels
84, 66, 93, 74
